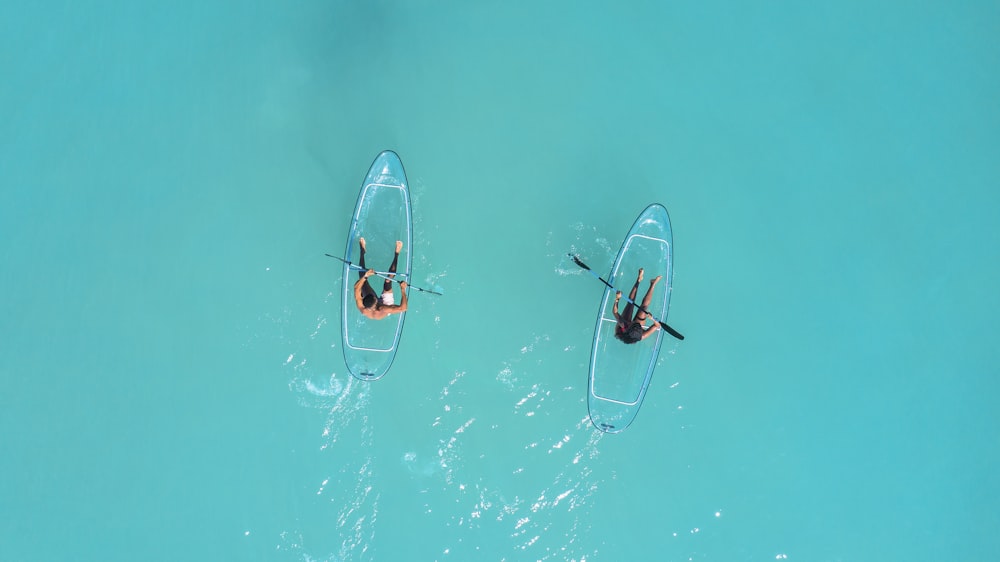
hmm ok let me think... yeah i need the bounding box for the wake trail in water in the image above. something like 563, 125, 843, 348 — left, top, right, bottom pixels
401, 330, 608, 561
278, 308, 379, 562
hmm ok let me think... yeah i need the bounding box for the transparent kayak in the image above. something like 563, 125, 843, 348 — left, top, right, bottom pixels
588, 204, 673, 433
340, 150, 412, 380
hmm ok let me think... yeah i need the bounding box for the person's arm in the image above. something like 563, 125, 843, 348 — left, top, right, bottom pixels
397, 281, 408, 313
640, 321, 660, 340
353, 270, 374, 307
353, 278, 365, 305
612, 291, 622, 319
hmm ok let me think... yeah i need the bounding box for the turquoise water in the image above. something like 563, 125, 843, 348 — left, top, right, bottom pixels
2, 1, 998, 560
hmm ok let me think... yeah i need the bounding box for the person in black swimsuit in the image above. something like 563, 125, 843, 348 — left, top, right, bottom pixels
613, 268, 661, 344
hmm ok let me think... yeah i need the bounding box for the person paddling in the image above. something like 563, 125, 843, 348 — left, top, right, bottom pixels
353, 237, 408, 320
613, 268, 661, 344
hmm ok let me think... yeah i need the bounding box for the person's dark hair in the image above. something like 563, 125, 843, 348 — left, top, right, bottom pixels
614, 323, 644, 344
363, 294, 377, 309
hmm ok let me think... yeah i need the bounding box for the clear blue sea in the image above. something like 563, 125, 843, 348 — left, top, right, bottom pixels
2, 1, 998, 560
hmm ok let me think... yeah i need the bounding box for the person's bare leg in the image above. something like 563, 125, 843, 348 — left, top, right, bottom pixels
630, 268, 643, 300
622, 268, 643, 322
358, 237, 367, 279
637, 275, 661, 321
383, 240, 402, 293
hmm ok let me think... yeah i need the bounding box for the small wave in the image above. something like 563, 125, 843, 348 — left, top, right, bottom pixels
304, 375, 344, 398
402, 451, 439, 478
550, 222, 615, 279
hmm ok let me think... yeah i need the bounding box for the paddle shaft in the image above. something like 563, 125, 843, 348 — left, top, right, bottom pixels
571, 254, 684, 341
325, 254, 442, 295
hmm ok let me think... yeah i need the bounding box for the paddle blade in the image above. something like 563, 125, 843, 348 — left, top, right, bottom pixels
659, 322, 685, 341
569, 254, 591, 270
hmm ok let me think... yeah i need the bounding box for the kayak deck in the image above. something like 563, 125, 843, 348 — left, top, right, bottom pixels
341, 151, 412, 380
588, 204, 673, 432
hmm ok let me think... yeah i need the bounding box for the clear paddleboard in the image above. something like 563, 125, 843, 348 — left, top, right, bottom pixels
341, 150, 412, 381
588, 204, 673, 433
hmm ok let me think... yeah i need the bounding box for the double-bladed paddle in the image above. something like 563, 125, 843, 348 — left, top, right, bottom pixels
569, 253, 684, 341
325, 254, 443, 296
